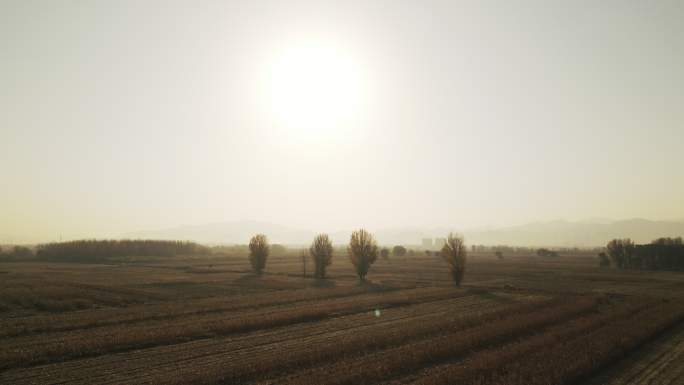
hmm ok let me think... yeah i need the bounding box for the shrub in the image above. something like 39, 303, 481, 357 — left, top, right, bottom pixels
348, 229, 378, 282
248, 234, 269, 275
598, 252, 610, 268
536, 248, 558, 257
392, 245, 407, 257
15, 246, 32, 256
309, 234, 334, 279
495, 251, 504, 259
441, 233, 467, 285
380, 248, 390, 260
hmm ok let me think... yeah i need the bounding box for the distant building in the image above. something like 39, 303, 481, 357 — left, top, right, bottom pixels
421, 238, 433, 249
435, 238, 447, 249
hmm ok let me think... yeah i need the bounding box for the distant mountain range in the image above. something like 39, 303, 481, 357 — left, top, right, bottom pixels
123, 218, 684, 248
123, 221, 314, 246
461, 218, 684, 247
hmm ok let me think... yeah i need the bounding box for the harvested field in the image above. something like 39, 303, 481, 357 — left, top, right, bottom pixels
4, 2, 681, 383
2, 251, 684, 384
583, 316, 684, 385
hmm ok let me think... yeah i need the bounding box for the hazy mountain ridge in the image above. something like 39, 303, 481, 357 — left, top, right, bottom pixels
462, 218, 684, 247
124, 218, 684, 247
122, 221, 314, 245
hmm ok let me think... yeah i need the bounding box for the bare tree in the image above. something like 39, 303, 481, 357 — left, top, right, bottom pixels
310, 234, 334, 279
606, 238, 634, 269
248, 234, 269, 275
441, 233, 467, 286
348, 229, 378, 282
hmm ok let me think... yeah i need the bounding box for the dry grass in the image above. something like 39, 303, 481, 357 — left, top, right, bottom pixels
409, 299, 653, 384
274, 296, 599, 385
181, 294, 551, 384
0, 285, 376, 338
411, 299, 684, 385
0, 287, 464, 370
476, 301, 684, 385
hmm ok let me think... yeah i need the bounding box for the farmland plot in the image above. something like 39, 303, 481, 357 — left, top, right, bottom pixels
2, 253, 684, 385
0, 289, 535, 384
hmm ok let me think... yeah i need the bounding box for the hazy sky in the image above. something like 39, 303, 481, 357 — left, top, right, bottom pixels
2, 0, 683, 242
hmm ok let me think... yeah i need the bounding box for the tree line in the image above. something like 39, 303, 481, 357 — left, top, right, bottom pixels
1, 231, 469, 284
248, 229, 468, 285
0, 245, 34, 260
601, 237, 684, 271
34, 239, 211, 262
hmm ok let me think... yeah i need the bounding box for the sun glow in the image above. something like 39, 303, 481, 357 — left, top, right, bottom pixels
265, 42, 366, 140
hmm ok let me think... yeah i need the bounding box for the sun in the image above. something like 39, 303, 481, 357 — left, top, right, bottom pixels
265, 42, 366, 140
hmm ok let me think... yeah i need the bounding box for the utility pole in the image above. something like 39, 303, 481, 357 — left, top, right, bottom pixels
301, 250, 307, 277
